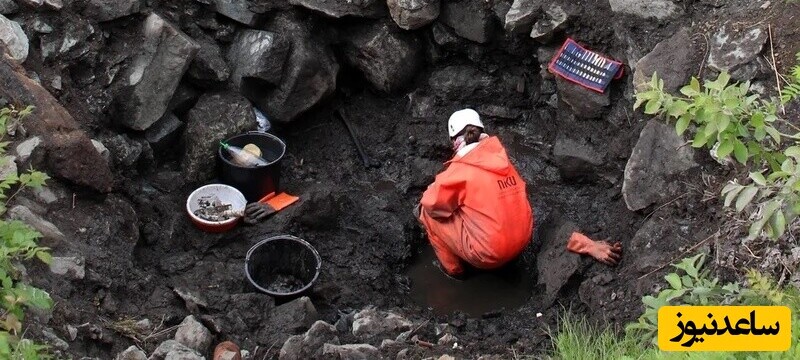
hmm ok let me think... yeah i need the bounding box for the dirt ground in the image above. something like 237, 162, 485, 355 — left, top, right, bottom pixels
12, 0, 800, 359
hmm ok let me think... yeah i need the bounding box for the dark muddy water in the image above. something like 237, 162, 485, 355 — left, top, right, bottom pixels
406, 247, 535, 317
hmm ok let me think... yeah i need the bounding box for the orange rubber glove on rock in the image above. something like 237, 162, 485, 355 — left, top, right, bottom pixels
566, 232, 623, 266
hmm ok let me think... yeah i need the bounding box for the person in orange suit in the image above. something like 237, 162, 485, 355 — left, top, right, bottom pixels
416, 109, 622, 278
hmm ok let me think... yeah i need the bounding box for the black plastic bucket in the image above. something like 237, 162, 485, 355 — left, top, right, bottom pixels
244, 235, 322, 298
219, 132, 286, 202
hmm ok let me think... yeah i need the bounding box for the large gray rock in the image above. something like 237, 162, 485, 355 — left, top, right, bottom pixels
628, 217, 693, 276
440, 0, 497, 43
214, 0, 262, 26
8, 205, 66, 245
0, 1, 18, 15
187, 32, 230, 85
352, 308, 412, 341
608, 0, 677, 20
83, 0, 143, 22
116, 345, 147, 360
227, 29, 290, 93
633, 28, 697, 94
279, 321, 340, 360
428, 65, 493, 100
555, 77, 610, 119
269, 296, 319, 334
174, 316, 212, 354
181, 92, 254, 182
707, 24, 768, 74
529, 4, 568, 44
254, 13, 338, 123
149, 340, 203, 360
623, 120, 698, 211
504, 0, 541, 34
535, 217, 588, 307
341, 23, 422, 93
553, 137, 605, 181
49, 256, 86, 280
387, 0, 440, 30
145, 113, 183, 152
288, 0, 385, 18
322, 343, 380, 359
0, 14, 28, 63
114, 14, 199, 131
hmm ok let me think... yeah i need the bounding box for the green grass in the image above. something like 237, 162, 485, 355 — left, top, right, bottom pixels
547, 312, 656, 360
548, 313, 799, 360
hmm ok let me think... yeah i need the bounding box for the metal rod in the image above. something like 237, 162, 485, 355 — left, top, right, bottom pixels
336, 108, 379, 168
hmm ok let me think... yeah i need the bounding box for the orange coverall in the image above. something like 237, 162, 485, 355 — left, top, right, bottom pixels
418, 136, 534, 275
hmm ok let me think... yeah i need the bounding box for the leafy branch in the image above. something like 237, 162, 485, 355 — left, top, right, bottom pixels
635, 70, 800, 240
625, 253, 743, 343
0, 105, 53, 359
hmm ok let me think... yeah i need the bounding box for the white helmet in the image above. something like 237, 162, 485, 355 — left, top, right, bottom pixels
448, 109, 484, 137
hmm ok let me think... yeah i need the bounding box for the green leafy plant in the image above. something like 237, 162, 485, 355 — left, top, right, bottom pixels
0, 105, 53, 359
742, 270, 787, 305
636, 70, 800, 240
635, 72, 786, 167
720, 159, 800, 239
782, 52, 800, 104
549, 255, 800, 359
625, 253, 743, 342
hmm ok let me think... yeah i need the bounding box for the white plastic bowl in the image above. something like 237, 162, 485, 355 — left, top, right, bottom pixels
186, 184, 247, 232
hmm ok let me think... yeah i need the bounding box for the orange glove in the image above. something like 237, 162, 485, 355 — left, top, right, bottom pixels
566, 232, 622, 266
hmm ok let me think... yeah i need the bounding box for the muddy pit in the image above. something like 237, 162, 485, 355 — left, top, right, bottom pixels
407, 247, 535, 317
23, 84, 691, 358
1, 0, 798, 359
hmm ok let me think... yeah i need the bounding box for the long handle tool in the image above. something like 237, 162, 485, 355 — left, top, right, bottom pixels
335, 108, 381, 169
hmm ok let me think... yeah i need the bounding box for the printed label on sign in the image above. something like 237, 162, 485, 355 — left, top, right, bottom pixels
658, 306, 791, 351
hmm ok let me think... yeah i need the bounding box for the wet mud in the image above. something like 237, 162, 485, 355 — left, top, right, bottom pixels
406, 247, 534, 317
